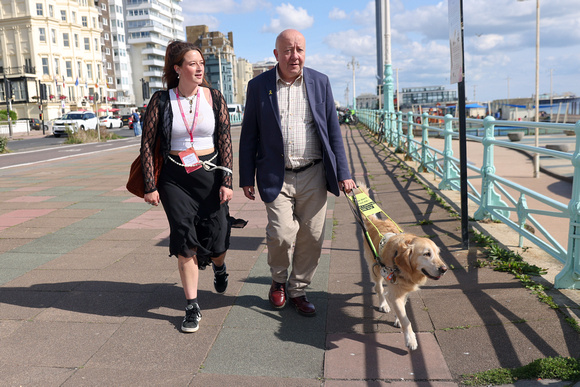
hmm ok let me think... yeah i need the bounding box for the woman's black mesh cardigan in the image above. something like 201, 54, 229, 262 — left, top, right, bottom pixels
140, 88, 233, 193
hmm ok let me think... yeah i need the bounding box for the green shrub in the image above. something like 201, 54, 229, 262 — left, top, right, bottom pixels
0, 135, 8, 153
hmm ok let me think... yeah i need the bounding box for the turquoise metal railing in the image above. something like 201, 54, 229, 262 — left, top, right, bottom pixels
357, 108, 580, 290
229, 112, 243, 124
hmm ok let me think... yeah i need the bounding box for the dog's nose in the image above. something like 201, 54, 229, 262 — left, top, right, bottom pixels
439, 265, 448, 274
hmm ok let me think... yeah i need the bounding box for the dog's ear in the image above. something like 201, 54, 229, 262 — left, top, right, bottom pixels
392, 236, 414, 272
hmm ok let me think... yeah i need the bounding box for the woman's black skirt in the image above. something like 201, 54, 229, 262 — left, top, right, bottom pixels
157, 152, 230, 268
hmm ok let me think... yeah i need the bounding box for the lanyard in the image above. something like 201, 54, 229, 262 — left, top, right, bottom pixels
175, 87, 201, 144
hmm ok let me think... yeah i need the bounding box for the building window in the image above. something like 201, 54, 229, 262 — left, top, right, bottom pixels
63, 33, 69, 47
87, 63, 93, 80
103, 18, 108, 26
104, 33, 109, 40
94, 38, 98, 50
60, 10, 66, 21
54, 58, 59, 75
39, 28, 46, 42
82, 16, 87, 27
72, 11, 76, 23
51, 29, 56, 44
105, 47, 110, 55
84, 37, 90, 50
66, 61, 72, 77
48, 4, 53, 17
42, 58, 49, 75
74, 34, 79, 48
107, 76, 113, 84
77, 61, 82, 78
36, 3, 43, 16
101, 3, 106, 10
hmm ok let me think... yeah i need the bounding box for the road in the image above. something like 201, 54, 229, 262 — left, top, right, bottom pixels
0, 127, 140, 170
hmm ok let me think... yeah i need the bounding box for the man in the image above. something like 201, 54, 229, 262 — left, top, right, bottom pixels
239, 29, 356, 316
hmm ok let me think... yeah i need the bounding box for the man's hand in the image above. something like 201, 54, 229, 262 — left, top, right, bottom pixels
339, 179, 356, 194
242, 186, 256, 200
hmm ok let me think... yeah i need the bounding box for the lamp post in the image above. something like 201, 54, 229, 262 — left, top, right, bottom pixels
518, 0, 540, 177
347, 57, 359, 110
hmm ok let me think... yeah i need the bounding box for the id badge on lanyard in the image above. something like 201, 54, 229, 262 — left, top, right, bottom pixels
179, 148, 202, 173
176, 87, 202, 173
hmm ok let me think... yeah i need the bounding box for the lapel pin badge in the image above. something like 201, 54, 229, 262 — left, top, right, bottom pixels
269, 90, 272, 95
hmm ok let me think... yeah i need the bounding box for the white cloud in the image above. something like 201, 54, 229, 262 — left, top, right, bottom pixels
262, 3, 314, 33
470, 34, 506, 51
183, 0, 269, 14
352, 1, 375, 25
183, 14, 221, 30
329, 7, 347, 20
324, 30, 375, 57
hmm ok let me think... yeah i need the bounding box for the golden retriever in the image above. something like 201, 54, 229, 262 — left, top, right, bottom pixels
353, 184, 448, 350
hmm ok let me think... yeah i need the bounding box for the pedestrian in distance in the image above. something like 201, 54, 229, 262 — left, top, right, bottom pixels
238, 29, 356, 316
141, 40, 234, 333
132, 110, 142, 136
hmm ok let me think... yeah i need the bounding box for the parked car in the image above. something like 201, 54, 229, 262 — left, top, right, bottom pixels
20, 118, 48, 132
99, 115, 123, 128
52, 111, 99, 137
121, 114, 133, 128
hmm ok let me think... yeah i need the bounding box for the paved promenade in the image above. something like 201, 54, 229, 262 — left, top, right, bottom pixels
1, 125, 579, 386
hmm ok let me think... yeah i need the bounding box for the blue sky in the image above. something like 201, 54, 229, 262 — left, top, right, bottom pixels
183, 0, 580, 106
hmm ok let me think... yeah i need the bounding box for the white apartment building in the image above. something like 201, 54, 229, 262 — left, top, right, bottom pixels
125, 0, 185, 107
236, 57, 252, 106
108, 0, 134, 110
0, 0, 104, 120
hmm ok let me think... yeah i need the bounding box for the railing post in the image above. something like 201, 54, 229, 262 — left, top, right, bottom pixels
419, 112, 431, 172
390, 111, 398, 147
438, 114, 460, 190
516, 193, 529, 248
555, 120, 580, 289
473, 116, 509, 220
396, 111, 404, 153
406, 112, 414, 161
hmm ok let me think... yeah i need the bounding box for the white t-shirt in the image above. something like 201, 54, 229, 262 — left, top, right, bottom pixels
170, 87, 215, 151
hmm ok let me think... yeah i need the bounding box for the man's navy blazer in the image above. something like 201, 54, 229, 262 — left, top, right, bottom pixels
238, 66, 352, 203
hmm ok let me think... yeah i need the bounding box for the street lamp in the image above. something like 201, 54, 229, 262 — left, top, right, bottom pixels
347, 56, 359, 109
518, 0, 540, 177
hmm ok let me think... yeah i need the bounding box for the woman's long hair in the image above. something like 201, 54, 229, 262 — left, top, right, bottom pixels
163, 40, 211, 90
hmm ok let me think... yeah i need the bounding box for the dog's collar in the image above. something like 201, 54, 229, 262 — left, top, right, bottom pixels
378, 232, 397, 255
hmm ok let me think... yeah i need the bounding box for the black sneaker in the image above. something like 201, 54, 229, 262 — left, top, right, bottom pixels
181, 303, 202, 333
213, 263, 228, 294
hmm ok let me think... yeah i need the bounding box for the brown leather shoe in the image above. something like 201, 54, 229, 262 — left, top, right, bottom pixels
289, 295, 316, 316
269, 281, 286, 309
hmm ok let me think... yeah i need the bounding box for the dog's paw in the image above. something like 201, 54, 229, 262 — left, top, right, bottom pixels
378, 302, 390, 313
393, 317, 401, 328
405, 332, 418, 351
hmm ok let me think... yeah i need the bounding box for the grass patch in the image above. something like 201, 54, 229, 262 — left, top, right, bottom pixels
462, 356, 580, 386
64, 127, 123, 144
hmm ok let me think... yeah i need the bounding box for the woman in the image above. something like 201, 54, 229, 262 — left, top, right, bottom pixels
140, 40, 233, 333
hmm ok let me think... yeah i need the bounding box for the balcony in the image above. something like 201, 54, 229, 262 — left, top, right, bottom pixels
142, 47, 166, 56
1, 65, 36, 75
143, 58, 165, 67
143, 69, 163, 78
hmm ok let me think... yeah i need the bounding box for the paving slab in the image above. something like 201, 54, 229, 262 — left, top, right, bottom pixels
0, 126, 578, 386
